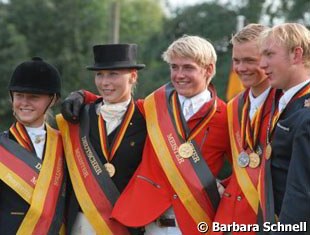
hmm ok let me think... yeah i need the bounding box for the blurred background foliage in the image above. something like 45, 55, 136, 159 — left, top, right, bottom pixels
0, 0, 309, 130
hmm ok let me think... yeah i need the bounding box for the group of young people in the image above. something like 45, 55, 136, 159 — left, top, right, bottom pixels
0, 22, 309, 235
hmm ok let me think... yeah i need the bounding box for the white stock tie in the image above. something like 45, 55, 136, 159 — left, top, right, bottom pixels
99, 102, 128, 135
182, 99, 194, 121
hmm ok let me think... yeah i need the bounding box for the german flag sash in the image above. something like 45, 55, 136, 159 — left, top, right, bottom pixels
227, 88, 275, 216
0, 124, 66, 235
144, 83, 219, 233
9, 122, 36, 153
56, 105, 130, 235
259, 82, 310, 223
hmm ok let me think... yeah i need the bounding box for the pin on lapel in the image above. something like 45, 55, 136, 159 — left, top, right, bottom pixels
304, 98, 310, 108
34, 135, 45, 144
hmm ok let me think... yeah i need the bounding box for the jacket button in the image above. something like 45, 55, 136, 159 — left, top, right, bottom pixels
237, 195, 242, 201
173, 194, 178, 199
130, 141, 135, 147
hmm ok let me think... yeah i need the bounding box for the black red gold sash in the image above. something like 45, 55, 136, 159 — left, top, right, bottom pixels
144, 83, 219, 233
98, 99, 135, 162
9, 122, 35, 153
56, 106, 130, 235
227, 88, 275, 215
0, 124, 66, 234
257, 89, 282, 224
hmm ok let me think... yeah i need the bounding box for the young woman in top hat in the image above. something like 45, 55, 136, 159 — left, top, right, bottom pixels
0, 57, 67, 234
57, 44, 146, 235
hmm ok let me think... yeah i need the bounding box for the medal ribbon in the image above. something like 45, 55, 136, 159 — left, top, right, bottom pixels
257, 88, 283, 224
98, 99, 135, 162
56, 111, 130, 235
228, 94, 259, 214
228, 88, 275, 214
0, 125, 66, 234
9, 122, 35, 152
171, 84, 217, 142
242, 89, 273, 152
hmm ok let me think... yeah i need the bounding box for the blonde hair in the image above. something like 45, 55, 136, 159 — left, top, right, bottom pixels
162, 35, 217, 78
259, 23, 310, 68
231, 23, 269, 45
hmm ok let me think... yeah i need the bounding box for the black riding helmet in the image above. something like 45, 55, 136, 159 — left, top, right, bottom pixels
8, 57, 61, 97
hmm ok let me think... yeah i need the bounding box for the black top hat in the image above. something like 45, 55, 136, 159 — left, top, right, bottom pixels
86, 44, 145, 71
8, 57, 61, 96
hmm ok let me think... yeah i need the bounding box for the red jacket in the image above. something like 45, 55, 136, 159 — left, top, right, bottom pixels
213, 89, 274, 235
112, 97, 230, 235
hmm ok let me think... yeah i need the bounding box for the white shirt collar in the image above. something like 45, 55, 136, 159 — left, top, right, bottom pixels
25, 123, 45, 134
249, 87, 271, 120
178, 88, 211, 115
279, 79, 310, 112
25, 123, 46, 159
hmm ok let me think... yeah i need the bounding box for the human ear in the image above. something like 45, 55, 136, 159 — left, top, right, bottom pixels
292, 47, 303, 64
129, 70, 138, 84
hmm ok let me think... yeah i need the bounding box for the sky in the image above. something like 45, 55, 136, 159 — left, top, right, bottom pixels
167, 0, 205, 8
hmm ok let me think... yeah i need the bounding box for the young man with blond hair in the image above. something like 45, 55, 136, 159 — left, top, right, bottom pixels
213, 23, 274, 235
259, 23, 310, 234
111, 35, 231, 235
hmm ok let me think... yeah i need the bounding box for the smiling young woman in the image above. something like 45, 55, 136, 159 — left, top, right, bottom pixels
0, 57, 66, 234
57, 44, 147, 235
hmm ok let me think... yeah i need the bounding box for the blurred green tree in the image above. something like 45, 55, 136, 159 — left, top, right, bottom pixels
264, 0, 310, 26
137, 2, 238, 100
0, 0, 165, 129
6, 0, 109, 94
0, 3, 28, 129
1, 0, 309, 131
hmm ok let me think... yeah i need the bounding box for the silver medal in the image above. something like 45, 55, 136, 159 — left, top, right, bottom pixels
238, 152, 250, 168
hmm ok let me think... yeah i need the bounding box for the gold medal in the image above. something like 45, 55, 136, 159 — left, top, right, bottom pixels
104, 163, 116, 177
265, 143, 272, 160
178, 142, 194, 158
249, 152, 260, 168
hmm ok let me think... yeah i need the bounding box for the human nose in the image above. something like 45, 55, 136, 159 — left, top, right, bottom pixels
171, 67, 185, 78
16, 95, 30, 105
97, 75, 111, 86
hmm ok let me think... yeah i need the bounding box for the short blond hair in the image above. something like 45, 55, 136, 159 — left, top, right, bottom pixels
162, 35, 217, 78
231, 23, 269, 45
259, 23, 310, 68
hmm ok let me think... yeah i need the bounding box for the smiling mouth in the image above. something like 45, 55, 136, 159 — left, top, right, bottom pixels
20, 108, 33, 112
101, 89, 115, 95
176, 81, 189, 86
